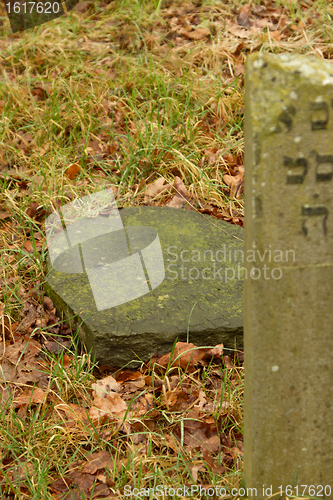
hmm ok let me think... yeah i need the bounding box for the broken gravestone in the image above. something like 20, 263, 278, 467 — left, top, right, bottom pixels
45, 193, 244, 367
244, 52, 333, 498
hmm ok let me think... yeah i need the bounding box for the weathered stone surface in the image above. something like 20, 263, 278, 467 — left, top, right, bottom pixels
45, 206, 244, 367
244, 52, 333, 498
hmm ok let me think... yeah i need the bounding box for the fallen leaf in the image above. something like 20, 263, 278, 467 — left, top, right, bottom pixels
164, 433, 181, 453
23, 241, 33, 253
223, 173, 244, 199
67, 470, 96, 497
18, 132, 33, 146
190, 464, 206, 483
167, 176, 190, 208
223, 355, 233, 368
133, 178, 146, 195
0, 358, 17, 382
32, 145, 48, 156
227, 22, 253, 39
31, 87, 48, 100
44, 340, 68, 356
166, 194, 188, 208
253, 18, 274, 29
91, 483, 111, 497
206, 344, 224, 358
92, 375, 121, 398
62, 354, 72, 368
49, 477, 73, 493
145, 177, 170, 198
56, 403, 90, 424
163, 387, 199, 412
196, 389, 207, 410
114, 370, 142, 383
66, 163, 81, 180
88, 406, 110, 425
16, 306, 38, 332
124, 376, 146, 393
157, 342, 206, 373
14, 388, 47, 408
237, 4, 252, 28
179, 26, 210, 40
42, 296, 54, 311
234, 61, 245, 76
26, 201, 39, 218
269, 30, 281, 41
93, 392, 127, 415
133, 394, 154, 415
82, 451, 113, 474
173, 176, 188, 198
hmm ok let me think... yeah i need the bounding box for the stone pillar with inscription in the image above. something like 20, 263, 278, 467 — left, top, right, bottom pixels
244, 53, 333, 499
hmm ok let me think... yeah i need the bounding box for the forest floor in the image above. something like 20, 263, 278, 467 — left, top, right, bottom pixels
0, 0, 332, 498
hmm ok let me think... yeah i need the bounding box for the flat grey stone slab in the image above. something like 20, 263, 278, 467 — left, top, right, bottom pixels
45, 206, 244, 367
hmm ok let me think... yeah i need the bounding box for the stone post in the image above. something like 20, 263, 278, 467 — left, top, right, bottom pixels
244, 53, 333, 499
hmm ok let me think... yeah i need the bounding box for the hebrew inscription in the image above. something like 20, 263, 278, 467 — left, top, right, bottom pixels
278, 98, 333, 237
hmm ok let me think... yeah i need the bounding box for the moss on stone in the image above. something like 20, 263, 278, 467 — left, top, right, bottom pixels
45, 206, 244, 367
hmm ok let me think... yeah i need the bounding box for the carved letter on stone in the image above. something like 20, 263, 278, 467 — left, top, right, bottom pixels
315, 153, 333, 182
302, 205, 328, 236
284, 156, 307, 184
310, 101, 329, 130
